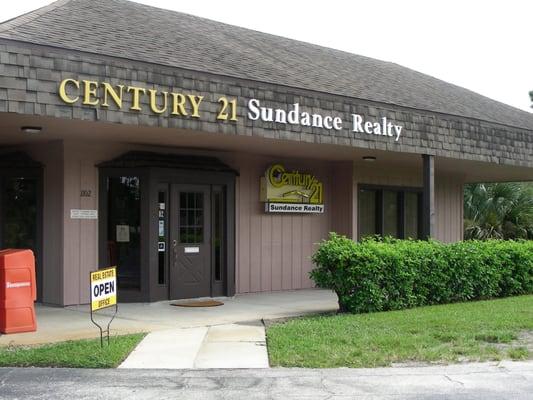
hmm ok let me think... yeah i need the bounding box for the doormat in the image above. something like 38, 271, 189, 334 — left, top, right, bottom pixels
170, 300, 224, 307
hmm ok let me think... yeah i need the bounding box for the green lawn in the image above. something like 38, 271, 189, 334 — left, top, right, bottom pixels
267, 295, 533, 368
0, 333, 146, 368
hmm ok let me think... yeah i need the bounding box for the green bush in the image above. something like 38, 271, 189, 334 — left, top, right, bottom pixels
310, 234, 533, 313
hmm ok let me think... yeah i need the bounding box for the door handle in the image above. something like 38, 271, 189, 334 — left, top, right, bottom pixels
172, 240, 178, 265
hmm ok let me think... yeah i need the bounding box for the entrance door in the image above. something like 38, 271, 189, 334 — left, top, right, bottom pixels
169, 184, 211, 299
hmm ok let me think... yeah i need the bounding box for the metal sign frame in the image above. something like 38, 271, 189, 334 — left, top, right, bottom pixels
89, 266, 118, 347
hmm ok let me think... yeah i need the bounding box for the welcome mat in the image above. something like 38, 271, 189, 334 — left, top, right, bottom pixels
170, 300, 224, 307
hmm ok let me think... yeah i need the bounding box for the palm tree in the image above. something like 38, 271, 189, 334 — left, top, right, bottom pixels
464, 182, 533, 240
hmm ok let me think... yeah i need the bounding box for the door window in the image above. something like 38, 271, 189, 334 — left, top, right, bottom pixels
179, 192, 204, 244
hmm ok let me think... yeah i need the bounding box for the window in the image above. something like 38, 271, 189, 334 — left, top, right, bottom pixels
3, 177, 38, 249
107, 176, 141, 290
212, 187, 225, 282
179, 192, 204, 244
358, 186, 422, 240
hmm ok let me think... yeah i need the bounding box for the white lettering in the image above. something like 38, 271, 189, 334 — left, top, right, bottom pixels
287, 103, 300, 124
333, 117, 343, 130
247, 98, 260, 120
394, 125, 403, 141
323, 115, 333, 129
261, 107, 273, 122
274, 109, 287, 123
6, 281, 31, 289
352, 114, 403, 142
352, 114, 363, 132
311, 113, 323, 128
364, 121, 373, 134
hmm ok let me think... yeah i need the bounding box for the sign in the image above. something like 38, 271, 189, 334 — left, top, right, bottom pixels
70, 209, 98, 219
248, 100, 403, 141
116, 225, 130, 242
261, 164, 324, 213
266, 203, 324, 213
90, 267, 117, 312
57, 79, 404, 141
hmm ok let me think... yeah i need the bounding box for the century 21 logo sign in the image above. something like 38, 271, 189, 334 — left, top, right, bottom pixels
266, 164, 323, 205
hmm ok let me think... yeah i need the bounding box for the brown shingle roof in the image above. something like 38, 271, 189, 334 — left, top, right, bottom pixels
1, 0, 533, 130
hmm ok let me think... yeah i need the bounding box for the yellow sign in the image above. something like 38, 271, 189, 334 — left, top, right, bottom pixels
90, 267, 117, 311
260, 164, 324, 213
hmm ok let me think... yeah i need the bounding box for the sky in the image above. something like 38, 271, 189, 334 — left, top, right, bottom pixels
1, 0, 532, 113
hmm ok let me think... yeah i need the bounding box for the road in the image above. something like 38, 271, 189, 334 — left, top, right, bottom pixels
1, 361, 532, 399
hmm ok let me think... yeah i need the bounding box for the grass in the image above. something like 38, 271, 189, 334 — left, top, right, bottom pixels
267, 295, 533, 368
0, 333, 146, 368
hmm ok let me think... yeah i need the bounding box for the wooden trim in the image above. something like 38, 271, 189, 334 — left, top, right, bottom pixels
422, 154, 435, 239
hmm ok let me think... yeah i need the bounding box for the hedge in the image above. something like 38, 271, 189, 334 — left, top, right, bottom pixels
310, 234, 533, 313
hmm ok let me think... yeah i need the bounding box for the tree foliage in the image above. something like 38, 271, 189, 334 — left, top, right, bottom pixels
464, 182, 533, 240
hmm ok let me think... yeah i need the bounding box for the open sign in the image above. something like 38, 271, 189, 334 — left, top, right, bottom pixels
90, 267, 117, 311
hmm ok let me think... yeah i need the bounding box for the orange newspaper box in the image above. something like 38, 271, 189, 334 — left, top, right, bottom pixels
0, 249, 37, 334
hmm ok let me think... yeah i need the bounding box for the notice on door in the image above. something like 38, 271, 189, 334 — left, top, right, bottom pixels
116, 225, 130, 242
90, 267, 117, 312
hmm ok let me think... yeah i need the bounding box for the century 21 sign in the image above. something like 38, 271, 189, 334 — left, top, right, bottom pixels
58, 78, 404, 140
58, 78, 238, 121
260, 164, 324, 214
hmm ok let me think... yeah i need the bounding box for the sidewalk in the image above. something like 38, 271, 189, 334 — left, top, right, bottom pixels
119, 321, 269, 369
0, 289, 337, 346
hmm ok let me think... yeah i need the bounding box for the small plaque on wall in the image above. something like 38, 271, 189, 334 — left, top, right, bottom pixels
70, 209, 98, 219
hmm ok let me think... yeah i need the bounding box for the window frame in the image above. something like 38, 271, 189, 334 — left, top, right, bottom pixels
357, 184, 423, 241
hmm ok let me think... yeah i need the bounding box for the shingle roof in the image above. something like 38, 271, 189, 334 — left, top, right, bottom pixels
1, 0, 532, 130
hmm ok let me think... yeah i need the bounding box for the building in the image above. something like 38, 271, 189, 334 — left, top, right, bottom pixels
0, 0, 531, 306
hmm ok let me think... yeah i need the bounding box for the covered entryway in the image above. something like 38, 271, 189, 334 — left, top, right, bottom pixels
98, 151, 236, 302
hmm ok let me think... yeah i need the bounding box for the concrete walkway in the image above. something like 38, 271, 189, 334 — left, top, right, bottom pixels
0, 289, 337, 346
119, 321, 268, 369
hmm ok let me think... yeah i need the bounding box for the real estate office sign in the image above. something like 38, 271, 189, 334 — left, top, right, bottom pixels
89, 266, 118, 346
57, 79, 404, 141
260, 164, 325, 214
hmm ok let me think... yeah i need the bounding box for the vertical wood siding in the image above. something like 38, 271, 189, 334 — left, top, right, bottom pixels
233, 155, 332, 294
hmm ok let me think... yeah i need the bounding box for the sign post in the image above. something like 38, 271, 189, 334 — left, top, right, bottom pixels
89, 266, 118, 347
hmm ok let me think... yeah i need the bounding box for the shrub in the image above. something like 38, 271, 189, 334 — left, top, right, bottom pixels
310, 234, 533, 313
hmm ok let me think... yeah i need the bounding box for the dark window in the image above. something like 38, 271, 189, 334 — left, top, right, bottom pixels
383, 191, 399, 237
213, 188, 225, 282
359, 189, 377, 237
3, 177, 38, 249
358, 186, 422, 240
107, 176, 141, 290
404, 192, 420, 239
179, 192, 204, 244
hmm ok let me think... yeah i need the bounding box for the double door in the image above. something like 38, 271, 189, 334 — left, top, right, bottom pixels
168, 184, 225, 299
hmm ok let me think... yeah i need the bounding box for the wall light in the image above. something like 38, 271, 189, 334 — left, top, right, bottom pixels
362, 156, 376, 162
20, 126, 43, 134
